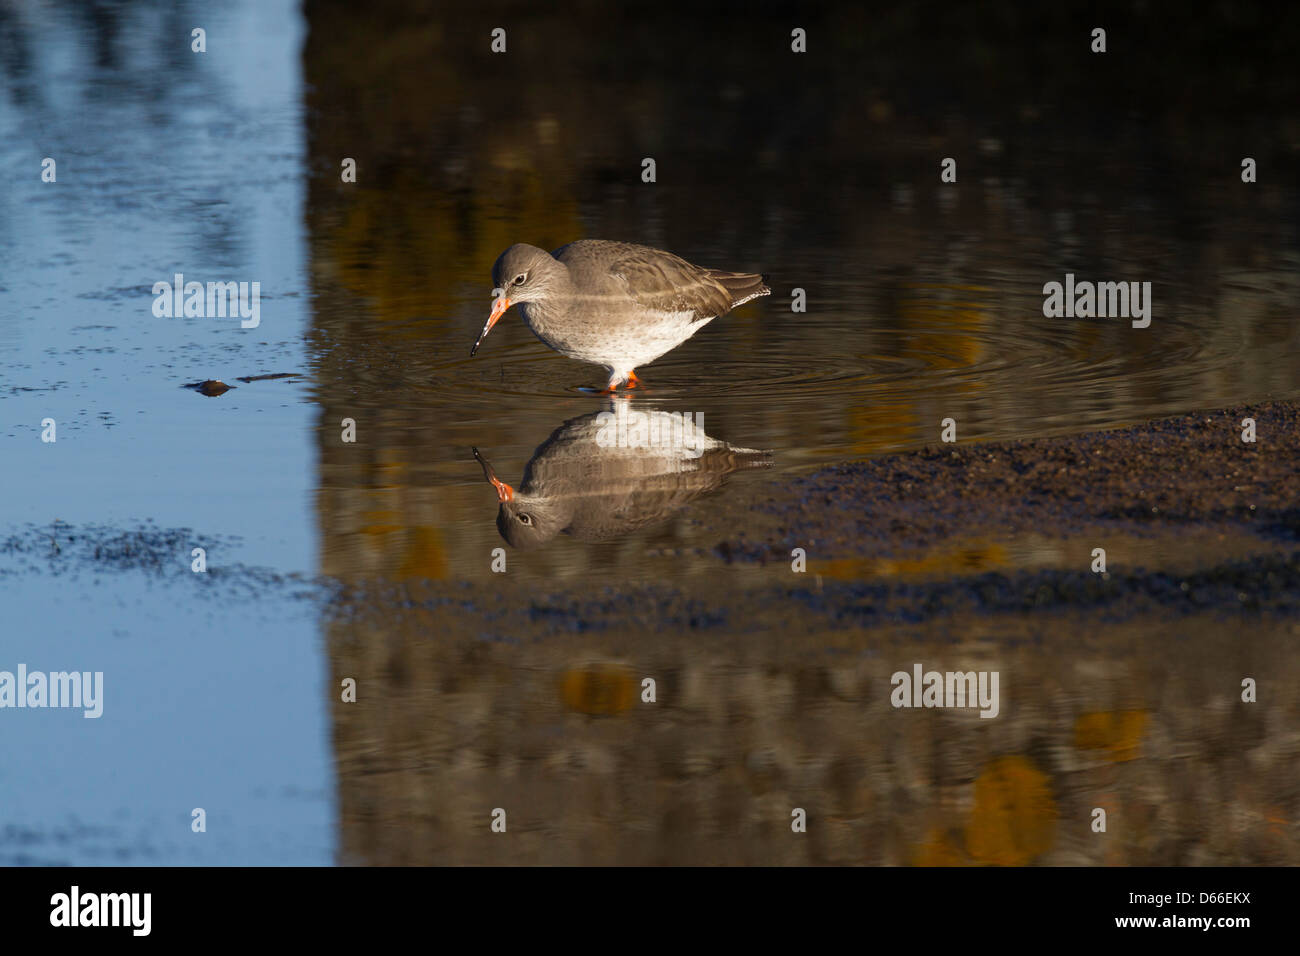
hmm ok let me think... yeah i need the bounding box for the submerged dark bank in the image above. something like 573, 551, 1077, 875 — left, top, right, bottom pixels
702, 400, 1298, 564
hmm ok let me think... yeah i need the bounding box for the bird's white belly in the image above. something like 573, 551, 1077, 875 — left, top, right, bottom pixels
524, 305, 710, 370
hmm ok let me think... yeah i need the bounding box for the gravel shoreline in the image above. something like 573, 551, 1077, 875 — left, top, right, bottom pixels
703, 400, 1298, 566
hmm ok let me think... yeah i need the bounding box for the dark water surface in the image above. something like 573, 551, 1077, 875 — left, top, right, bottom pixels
2, 1, 1298, 864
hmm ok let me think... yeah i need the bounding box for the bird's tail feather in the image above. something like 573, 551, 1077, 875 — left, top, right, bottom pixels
706, 270, 771, 309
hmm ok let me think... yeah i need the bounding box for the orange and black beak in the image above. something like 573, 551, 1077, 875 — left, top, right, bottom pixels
470, 293, 511, 356
472, 447, 514, 502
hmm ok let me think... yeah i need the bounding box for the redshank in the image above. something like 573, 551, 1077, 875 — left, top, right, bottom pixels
470, 240, 770, 390
472, 410, 770, 548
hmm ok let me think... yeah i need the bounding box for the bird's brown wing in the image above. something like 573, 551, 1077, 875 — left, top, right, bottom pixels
608, 251, 736, 321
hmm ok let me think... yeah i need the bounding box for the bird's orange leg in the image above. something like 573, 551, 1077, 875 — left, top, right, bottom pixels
597, 370, 639, 394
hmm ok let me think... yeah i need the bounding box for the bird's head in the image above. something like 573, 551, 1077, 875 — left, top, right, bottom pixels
472, 446, 566, 549
471, 244, 561, 356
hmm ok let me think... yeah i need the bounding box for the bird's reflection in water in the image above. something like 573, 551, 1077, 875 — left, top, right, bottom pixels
473, 403, 771, 549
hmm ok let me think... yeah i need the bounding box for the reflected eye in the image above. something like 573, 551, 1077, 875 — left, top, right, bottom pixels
513, 273, 527, 285
518, 513, 533, 525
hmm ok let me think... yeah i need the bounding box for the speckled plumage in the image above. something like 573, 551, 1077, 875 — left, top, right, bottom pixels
478, 240, 770, 389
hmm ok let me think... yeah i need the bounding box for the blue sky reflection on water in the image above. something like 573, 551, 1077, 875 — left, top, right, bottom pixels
0, 0, 333, 864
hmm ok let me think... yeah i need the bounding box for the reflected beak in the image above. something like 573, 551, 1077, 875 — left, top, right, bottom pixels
472, 447, 514, 503
470, 293, 511, 356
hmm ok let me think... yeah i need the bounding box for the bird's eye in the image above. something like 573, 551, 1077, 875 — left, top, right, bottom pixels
513, 273, 527, 285
518, 513, 532, 525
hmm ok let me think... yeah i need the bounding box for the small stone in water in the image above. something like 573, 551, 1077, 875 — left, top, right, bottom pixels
182, 379, 234, 396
